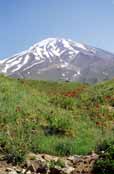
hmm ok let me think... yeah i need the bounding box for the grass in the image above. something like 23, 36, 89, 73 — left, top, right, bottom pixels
0, 74, 114, 163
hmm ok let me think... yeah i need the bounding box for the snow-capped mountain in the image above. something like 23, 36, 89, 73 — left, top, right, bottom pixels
0, 38, 114, 83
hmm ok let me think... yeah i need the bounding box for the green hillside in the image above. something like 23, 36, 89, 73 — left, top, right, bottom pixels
0, 75, 114, 163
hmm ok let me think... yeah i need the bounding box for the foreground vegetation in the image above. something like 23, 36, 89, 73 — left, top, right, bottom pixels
0, 75, 114, 166
94, 139, 114, 174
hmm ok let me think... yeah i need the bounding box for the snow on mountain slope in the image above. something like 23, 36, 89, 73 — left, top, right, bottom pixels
0, 38, 114, 83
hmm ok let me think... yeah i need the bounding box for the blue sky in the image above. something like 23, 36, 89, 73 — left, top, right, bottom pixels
0, 0, 114, 59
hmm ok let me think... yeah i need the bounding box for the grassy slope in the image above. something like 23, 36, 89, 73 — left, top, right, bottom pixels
0, 75, 114, 162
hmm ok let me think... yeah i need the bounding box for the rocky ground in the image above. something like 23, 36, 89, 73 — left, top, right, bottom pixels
0, 152, 98, 174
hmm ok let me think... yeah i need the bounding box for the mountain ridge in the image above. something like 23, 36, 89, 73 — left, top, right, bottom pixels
0, 38, 114, 83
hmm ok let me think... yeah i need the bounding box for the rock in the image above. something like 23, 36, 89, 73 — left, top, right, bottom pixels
41, 154, 59, 162
64, 160, 73, 167
67, 155, 82, 164
26, 171, 31, 174
62, 166, 75, 174
49, 167, 62, 174
0, 152, 99, 174
36, 166, 47, 173
8, 171, 18, 174
24, 164, 35, 173
6, 168, 13, 172
15, 168, 22, 173
21, 169, 26, 174
24, 159, 48, 173
5, 167, 18, 174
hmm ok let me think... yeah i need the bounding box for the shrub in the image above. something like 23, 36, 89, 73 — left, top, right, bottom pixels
49, 96, 75, 110
46, 112, 75, 137
93, 140, 114, 174
48, 159, 65, 168
55, 140, 75, 155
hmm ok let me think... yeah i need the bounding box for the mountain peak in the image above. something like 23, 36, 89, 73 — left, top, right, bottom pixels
29, 37, 88, 51
0, 38, 114, 83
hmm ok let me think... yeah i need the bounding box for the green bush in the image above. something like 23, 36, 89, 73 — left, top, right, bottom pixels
94, 140, 114, 174
49, 96, 76, 110
55, 140, 75, 155
48, 159, 65, 168
46, 112, 75, 137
